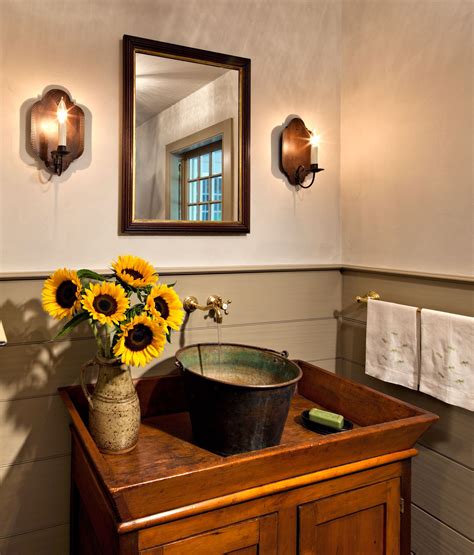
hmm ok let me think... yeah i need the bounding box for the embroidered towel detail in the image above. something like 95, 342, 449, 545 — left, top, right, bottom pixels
420, 309, 473, 411
365, 299, 419, 389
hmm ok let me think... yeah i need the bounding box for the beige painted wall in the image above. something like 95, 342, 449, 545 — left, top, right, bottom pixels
340, 0, 473, 276
0, 0, 341, 273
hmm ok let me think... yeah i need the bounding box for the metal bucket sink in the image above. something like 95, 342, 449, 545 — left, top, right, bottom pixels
175, 343, 302, 455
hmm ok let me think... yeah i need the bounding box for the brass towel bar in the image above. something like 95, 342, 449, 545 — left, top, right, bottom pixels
355, 290, 421, 312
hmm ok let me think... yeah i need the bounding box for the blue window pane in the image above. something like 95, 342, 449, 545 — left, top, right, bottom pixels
211, 177, 222, 201
188, 157, 198, 179
211, 203, 222, 221
200, 204, 209, 221
188, 205, 198, 221
188, 181, 198, 203
200, 179, 209, 202
200, 153, 210, 177
212, 149, 222, 175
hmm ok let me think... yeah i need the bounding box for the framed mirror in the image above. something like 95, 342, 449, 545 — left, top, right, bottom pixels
121, 35, 250, 234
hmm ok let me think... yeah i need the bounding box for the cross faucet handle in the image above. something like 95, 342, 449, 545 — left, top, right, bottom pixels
222, 299, 232, 315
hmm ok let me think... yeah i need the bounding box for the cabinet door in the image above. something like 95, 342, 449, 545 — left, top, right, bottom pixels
148, 513, 277, 555
299, 478, 400, 555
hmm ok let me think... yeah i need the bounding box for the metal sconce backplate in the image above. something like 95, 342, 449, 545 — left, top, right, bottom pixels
281, 117, 311, 186
31, 89, 84, 174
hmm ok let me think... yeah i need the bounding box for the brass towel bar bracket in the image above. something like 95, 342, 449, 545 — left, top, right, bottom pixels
355, 291, 381, 304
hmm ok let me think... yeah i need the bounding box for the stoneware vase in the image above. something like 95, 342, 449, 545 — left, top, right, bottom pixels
80, 355, 141, 454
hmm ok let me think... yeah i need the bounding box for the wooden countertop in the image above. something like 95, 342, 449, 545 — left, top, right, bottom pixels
59, 361, 437, 525
101, 394, 337, 487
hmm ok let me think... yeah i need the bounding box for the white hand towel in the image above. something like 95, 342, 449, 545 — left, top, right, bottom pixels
420, 309, 473, 411
0, 321, 6, 346
365, 299, 419, 389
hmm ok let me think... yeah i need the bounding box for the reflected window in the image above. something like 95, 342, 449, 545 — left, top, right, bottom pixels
182, 143, 223, 221
165, 119, 233, 222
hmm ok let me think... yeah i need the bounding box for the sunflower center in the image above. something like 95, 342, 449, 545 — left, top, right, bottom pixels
93, 294, 118, 316
125, 324, 153, 351
56, 280, 77, 309
123, 268, 143, 280
154, 297, 170, 320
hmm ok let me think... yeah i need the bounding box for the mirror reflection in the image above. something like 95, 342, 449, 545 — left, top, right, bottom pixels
134, 53, 239, 223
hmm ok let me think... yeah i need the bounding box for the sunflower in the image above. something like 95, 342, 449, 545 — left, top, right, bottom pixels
42, 268, 82, 320
145, 284, 184, 331
111, 255, 157, 288
113, 314, 166, 367
82, 282, 129, 326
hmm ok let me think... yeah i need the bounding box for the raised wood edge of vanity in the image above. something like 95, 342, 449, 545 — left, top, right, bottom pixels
60, 362, 438, 524
118, 448, 417, 535
296, 360, 439, 425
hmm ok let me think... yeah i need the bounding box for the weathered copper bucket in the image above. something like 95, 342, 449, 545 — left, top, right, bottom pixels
175, 343, 302, 455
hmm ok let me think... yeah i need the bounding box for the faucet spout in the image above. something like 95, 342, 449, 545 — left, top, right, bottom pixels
212, 307, 223, 324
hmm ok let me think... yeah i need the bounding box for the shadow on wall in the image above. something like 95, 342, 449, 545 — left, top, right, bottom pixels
0, 298, 91, 544
0, 295, 187, 548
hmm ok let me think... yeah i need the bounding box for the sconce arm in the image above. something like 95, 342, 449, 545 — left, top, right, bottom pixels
296, 164, 325, 189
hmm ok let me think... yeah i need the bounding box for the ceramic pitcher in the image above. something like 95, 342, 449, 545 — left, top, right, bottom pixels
80, 355, 141, 454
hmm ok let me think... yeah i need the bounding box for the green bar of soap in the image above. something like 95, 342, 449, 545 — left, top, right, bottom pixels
308, 408, 344, 430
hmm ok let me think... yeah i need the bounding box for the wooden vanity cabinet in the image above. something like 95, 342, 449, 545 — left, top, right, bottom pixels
60, 362, 436, 555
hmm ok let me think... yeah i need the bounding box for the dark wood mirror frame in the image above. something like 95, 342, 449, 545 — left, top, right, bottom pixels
121, 35, 251, 235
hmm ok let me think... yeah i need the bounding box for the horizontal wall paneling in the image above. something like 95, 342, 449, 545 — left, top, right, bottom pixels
412, 506, 473, 555
0, 268, 341, 550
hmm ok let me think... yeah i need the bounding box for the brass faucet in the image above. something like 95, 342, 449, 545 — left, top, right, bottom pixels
183, 295, 231, 324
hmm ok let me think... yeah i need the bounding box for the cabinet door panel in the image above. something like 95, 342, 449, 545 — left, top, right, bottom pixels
299, 479, 400, 555
157, 514, 277, 555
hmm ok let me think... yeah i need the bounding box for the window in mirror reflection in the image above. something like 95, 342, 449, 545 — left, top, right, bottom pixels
183, 143, 223, 221
165, 119, 233, 221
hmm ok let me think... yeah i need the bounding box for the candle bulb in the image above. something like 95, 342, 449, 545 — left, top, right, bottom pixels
310, 133, 320, 165
57, 97, 68, 147
310, 132, 320, 165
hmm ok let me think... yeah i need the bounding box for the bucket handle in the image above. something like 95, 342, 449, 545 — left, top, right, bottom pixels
80, 358, 97, 408
265, 348, 289, 359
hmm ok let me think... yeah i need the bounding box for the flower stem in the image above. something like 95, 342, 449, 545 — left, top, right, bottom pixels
92, 322, 104, 356
104, 325, 112, 358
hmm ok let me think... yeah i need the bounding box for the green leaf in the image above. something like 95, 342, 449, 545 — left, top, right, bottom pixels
55, 311, 90, 339
166, 330, 171, 343
77, 269, 108, 281
111, 329, 121, 350
115, 275, 136, 293
167, 281, 177, 288
125, 303, 145, 320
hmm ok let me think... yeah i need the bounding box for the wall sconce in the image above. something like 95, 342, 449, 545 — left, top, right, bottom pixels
280, 117, 324, 188
30, 89, 84, 176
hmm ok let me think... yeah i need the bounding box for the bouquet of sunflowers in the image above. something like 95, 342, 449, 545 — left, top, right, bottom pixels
42, 255, 184, 367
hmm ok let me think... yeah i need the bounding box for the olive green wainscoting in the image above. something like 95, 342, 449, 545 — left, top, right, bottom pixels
0, 267, 341, 553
